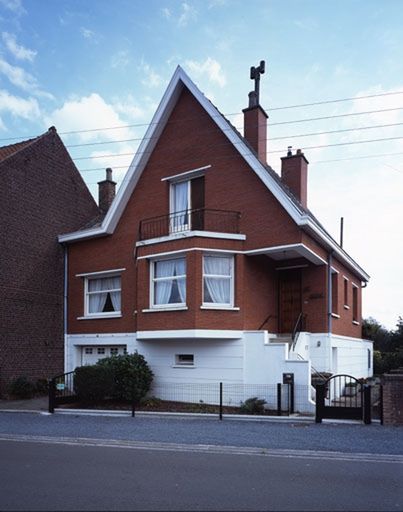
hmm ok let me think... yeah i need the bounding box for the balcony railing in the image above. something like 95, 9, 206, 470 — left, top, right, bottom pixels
139, 208, 241, 241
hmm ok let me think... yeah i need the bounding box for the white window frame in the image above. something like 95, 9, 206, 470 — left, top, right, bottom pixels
202, 254, 234, 309
169, 179, 191, 233
150, 256, 187, 309
83, 271, 122, 319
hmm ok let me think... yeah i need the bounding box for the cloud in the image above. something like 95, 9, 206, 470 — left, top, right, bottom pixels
178, 2, 197, 26
139, 61, 163, 88
0, 56, 52, 98
0, 0, 26, 15
2, 32, 37, 62
185, 57, 226, 88
0, 89, 40, 119
161, 7, 171, 19
110, 50, 130, 69
80, 27, 96, 40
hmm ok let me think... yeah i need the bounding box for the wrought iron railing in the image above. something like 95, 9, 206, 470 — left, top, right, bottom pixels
138, 208, 241, 240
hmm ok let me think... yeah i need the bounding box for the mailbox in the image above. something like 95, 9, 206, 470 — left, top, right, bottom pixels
283, 373, 294, 385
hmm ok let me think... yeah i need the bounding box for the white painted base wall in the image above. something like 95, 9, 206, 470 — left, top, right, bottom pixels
65, 329, 372, 415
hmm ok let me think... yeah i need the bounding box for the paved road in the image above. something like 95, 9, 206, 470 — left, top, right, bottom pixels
1, 438, 402, 511
0, 412, 402, 455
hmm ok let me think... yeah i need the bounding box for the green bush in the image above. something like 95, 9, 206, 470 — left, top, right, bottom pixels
35, 379, 49, 396
97, 353, 153, 403
74, 365, 114, 402
239, 396, 266, 415
8, 376, 35, 399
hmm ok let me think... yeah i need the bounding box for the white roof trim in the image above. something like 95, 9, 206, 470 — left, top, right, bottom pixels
161, 164, 211, 182
58, 66, 368, 282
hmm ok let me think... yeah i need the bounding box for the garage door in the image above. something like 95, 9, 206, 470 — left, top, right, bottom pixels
81, 345, 127, 366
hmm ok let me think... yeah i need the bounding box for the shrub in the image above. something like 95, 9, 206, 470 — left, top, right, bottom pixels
97, 353, 153, 403
74, 365, 114, 402
35, 379, 49, 396
239, 396, 266, 415
8, 376, 35, 399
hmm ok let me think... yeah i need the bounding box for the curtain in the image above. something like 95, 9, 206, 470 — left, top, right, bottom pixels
155, 260, 176, 305
204, 256, 231, 304
88, 276, 121, 313
172, 181, 189, 231
175, 259, 186, 303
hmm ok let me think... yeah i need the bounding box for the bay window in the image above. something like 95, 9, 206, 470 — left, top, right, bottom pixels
203, 254, 234, 307
152, 257, 186, 307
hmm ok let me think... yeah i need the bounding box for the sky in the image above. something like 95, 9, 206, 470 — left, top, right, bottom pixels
1, 0, 402, 330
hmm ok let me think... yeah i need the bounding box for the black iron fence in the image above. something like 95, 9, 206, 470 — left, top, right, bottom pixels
138, 208, 241, 240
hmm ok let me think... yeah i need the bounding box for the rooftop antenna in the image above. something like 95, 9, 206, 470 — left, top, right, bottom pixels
340, 217, 344, 248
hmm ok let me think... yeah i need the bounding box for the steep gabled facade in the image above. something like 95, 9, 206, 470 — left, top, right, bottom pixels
60, 67, 372, 411
0, 128, 99, 394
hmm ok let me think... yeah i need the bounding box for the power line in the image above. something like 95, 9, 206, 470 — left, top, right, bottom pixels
1, 90, 403, 143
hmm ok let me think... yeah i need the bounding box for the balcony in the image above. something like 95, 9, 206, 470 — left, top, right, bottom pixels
139, 208, 241, 241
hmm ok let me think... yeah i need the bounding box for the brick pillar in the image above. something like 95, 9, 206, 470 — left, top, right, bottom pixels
381, 371, 403, 425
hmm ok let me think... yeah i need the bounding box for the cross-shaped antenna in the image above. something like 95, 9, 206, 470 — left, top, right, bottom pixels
248, 60, 266, 107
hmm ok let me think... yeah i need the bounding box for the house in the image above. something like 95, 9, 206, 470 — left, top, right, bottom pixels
59, 66, 373, 412
0, 127, 99, 395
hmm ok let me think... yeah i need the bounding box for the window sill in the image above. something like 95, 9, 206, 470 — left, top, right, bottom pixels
77, 313, 122, 320
344, 305, 350, 310
331, 313, 340, 319
200, 305, 240, 311
172, 365, 195, 369
142, 306, 188, 313
352, 320, 360, 326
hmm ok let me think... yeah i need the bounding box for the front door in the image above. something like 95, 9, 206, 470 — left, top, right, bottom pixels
278, 270, 302, 333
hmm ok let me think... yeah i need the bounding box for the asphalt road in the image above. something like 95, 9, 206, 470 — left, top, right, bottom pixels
1, 439, 402, 511
0, 412, 402, 455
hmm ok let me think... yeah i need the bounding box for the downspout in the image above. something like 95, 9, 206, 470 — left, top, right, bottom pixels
327, 251, 333, 334
63, 243, 68, 373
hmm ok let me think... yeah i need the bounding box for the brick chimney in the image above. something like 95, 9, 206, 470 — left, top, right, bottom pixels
242, 103, 268, 164
281, 147, 309, 208
98, 168, 116, 213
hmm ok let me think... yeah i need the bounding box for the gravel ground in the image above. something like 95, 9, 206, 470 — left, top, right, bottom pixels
0, 411, 402, 455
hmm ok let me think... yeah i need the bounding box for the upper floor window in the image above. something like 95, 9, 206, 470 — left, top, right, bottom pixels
343, 277, 349, 308
170, 176, 205, 232
352, 284, 358, 323
203, 254, 234, 307
152, 257, 186, 307
331, 271, 338, 315
85, 274, 121, 317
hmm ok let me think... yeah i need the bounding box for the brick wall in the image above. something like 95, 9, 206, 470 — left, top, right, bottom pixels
0, 129, 99, 394
382, 372, 403, 425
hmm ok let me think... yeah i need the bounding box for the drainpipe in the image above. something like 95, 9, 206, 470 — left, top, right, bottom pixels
327, 251, 333, 334
63, 243, 68, 373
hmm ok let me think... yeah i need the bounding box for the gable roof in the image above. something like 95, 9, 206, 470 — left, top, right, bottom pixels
0, 137, 39, 163
58, 66, 369, 282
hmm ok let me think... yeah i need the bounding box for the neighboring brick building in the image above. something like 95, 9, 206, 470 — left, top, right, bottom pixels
59, 66, 373, 412
0, 127, 99, 394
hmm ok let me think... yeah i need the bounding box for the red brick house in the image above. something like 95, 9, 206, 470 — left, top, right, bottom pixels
0, 128, 99, 394
59, 67, 372, 411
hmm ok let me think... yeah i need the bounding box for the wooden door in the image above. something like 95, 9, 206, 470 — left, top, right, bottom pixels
278, 270, 302, 333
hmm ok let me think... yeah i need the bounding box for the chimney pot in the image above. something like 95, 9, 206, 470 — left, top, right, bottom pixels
287, 146, 292, 157
98, 168, 116, 213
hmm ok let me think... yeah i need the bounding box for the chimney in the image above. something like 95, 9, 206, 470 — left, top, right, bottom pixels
98, 168, 116, 213
281, 148, 309, 208
242, 60, 268, 164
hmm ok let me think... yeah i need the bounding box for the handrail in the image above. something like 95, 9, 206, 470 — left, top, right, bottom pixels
296, 353, 328, 382
291, 312, 304, 342
258, 314, 272, 331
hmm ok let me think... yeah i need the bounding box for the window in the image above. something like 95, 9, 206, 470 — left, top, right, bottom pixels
84, 347, 93, 355
110, 347, 119, 356
343, 278, 349, 308
170, 176, 205, 232
203, 254, 234, 307
175, 354, 194, 366
331, 272, 338, 315
368, 349, 371, 369
97, 347, 105, 355
352, 284, 358, 322
152, 257, 186, 307
85, 275, 121, 317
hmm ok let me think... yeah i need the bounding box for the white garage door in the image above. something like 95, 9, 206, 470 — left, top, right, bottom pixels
81, 345, 126, 366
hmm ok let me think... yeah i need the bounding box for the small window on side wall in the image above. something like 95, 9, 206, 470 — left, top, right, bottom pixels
343, 278, 349, 308
331, 272, 338, 315
352, 285, 358, 323
175, 354, 194, 366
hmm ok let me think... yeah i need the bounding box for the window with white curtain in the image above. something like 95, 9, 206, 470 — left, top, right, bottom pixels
85, 275, 121, 316
203, 255, 234, 307
152, 257, 186, 307
170, 180, 190, 232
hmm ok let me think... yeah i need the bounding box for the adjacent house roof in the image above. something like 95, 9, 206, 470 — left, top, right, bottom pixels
58, 66, 369, 281
0, 137, 39, 163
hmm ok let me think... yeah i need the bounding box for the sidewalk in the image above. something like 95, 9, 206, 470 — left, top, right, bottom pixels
0, 396, 48, 412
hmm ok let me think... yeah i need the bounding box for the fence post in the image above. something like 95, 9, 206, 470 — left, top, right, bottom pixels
379, 384, 384, 425
48, 378, 55, 414
363, 385, 371, 425
219, 382, 223, 420
290, 382, 295, 414
315, 384, 325, 423
277, 383, 282, 416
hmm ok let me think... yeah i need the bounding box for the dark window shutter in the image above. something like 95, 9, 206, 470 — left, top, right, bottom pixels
191, 176, 205, 230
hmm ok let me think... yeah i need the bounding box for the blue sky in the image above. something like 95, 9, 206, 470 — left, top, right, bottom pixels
1, 0, 403, 329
